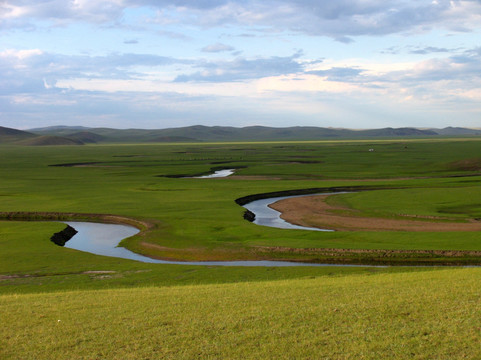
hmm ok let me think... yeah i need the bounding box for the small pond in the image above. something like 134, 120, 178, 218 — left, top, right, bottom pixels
193, 169, 235, 178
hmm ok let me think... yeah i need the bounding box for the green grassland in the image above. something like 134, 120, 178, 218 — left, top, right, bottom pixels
1, 138, 481, 358
1, 139, 481, 264
2, 268, 480, 359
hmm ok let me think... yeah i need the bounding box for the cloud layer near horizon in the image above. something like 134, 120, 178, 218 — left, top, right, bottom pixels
1, 0, 481, 129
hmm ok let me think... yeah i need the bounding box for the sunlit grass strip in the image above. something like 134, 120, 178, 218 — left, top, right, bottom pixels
1, 268, 480, 359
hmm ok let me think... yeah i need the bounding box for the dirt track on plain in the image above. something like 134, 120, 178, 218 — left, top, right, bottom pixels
269, 194, 481, 232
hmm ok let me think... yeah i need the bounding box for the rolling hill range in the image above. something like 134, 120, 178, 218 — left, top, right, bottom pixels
1, 125, 480, 145
28, 125, 442, 142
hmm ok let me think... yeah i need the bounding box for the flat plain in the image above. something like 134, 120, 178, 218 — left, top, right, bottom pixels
1, 138, 480, 358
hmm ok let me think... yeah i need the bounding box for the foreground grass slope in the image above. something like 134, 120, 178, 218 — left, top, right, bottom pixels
1, 268, 480, 359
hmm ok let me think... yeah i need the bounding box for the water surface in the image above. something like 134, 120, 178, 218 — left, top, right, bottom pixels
65, 222, 145, 261
242, 193, 344, 231
193, 169, 235, 178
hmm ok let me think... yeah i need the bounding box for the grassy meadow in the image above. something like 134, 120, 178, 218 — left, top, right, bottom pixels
1, 138, 481, 358
2, 268, 480, 359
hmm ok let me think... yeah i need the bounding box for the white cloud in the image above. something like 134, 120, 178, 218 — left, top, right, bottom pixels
257, 74, 361, 94
54, 78, 259, 98
3, 45, 480, 109
11, 94, 76, 106
201, 43, 235, 53
0, 48, 43, 60
0, 3, 30, 19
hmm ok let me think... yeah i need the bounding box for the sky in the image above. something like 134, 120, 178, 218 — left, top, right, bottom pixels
1, 0, 481, 130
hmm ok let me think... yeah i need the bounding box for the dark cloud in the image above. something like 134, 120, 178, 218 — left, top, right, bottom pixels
0, 0, 125, 25
334, 36, 355, 44
409, 47, 452, 55
174, 52, 303, 82
2, 1, 481, 38
123, 39, 139, 44
382, 45, 463, 55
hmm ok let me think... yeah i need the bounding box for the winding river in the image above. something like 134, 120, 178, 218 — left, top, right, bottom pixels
63, 193, 372, 267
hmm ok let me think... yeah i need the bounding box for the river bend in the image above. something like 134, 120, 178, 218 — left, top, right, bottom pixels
63, 193, 371, 266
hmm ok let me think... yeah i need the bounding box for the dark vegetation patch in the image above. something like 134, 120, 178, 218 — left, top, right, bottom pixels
160, 172, 208, 178
438, 204, 481, 216
453, 179, 481, 183
112, 155, 143, 158
234, 185, 397, 206
50, 225, 78, 246
284, 160, 322, 164
210, 161, 236, 164
49, 160, 144, 167
49, 162, 102, 167
243, 209, 256, 222
159, 166, 245, 178
255, 246, 481, 266
211, 165, 246, 171
448, 158, 481, 171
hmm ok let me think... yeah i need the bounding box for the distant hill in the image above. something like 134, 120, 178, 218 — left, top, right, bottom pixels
17, 124, 481, 144
67, 131, 105, 143
432, 127, 481, 136
28, 125, 90, 134
0, 126, 36, 143
0, 126, 86, 145
361, 127, 438, 137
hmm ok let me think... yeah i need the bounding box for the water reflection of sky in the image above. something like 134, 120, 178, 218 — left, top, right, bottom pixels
193, 169, 235, 178
243, 194, 338, 232
64, 222, 145, 261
